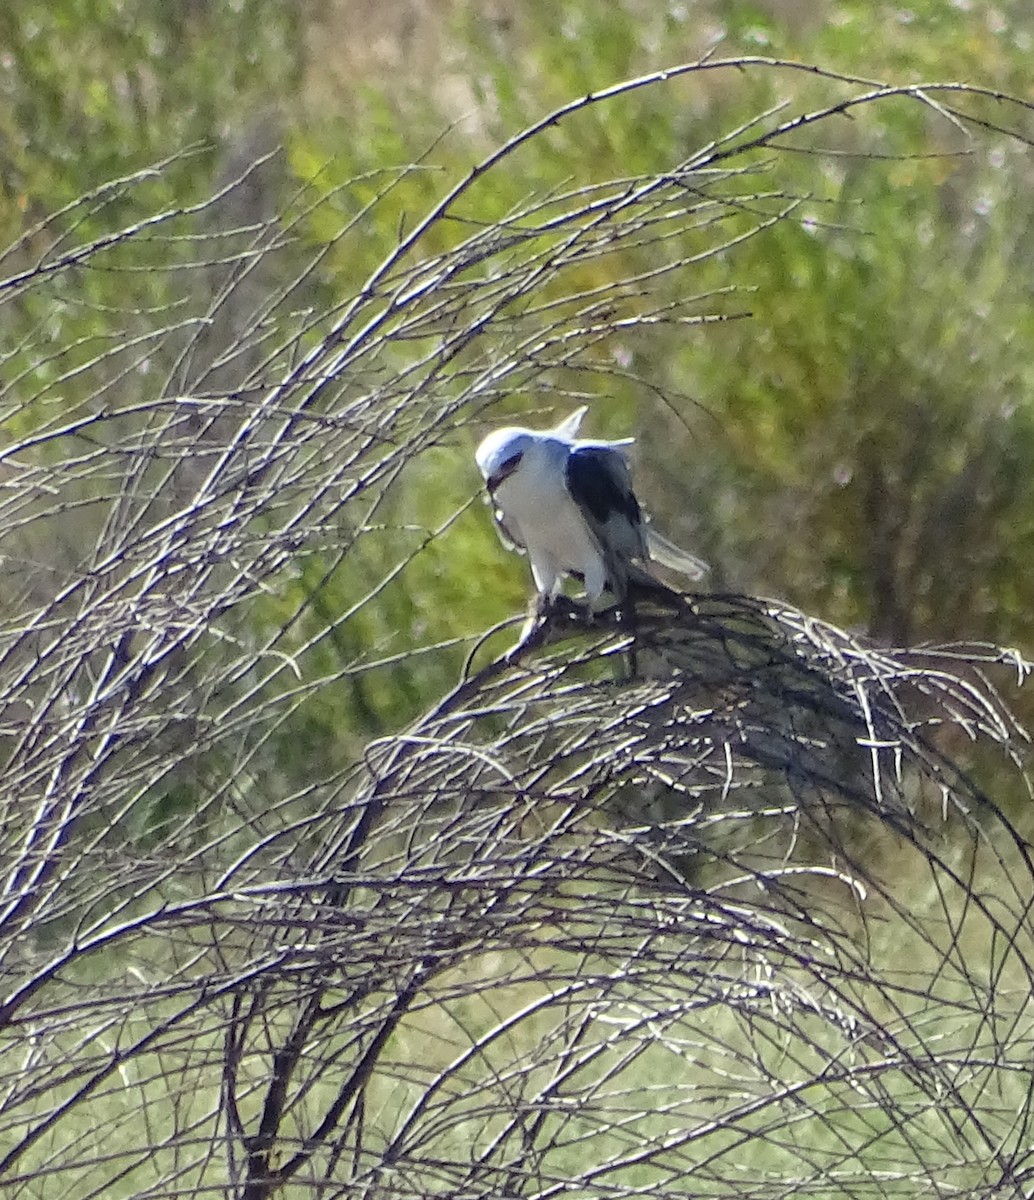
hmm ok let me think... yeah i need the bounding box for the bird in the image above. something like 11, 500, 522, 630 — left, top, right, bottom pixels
475, 406, 707, 610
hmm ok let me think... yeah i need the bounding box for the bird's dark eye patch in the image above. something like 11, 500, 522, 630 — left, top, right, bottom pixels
488, 451, 523, 491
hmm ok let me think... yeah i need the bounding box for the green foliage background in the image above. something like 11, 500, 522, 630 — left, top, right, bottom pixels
2, 0, 1033, 802
4, 3, 1034, 1195
306, 1, 1034, 745
0, 0, 1030, 801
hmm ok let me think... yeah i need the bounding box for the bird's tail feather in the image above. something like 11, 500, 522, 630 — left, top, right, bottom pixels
645, 527, 709, 581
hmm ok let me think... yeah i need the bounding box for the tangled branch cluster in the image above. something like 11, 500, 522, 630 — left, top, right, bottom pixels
1, 61, 1033, 1200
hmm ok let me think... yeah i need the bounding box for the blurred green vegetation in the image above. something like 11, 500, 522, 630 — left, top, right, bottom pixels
4, 5, 1034, 1193
282, 0, 1034, 776
0, 0, 304, 407
3, 0, 1034, 796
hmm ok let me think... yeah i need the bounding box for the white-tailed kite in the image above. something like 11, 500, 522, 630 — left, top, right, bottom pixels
475, 406, 707, 609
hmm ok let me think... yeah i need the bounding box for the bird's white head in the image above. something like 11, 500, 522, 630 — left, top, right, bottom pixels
476, 408, 590, 493
475, 427, 538, 493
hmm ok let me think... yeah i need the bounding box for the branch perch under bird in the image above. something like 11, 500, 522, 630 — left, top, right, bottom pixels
450, 583, 1027, 844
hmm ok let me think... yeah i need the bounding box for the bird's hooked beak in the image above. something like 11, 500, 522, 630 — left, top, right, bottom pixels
487, 451, 523, 493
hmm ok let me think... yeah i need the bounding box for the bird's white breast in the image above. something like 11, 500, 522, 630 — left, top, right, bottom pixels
493, 445, 607, 598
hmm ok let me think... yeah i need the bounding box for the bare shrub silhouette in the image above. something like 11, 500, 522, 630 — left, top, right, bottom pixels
2, 61, 1034, 1200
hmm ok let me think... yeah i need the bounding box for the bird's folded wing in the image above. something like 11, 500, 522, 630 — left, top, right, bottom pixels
645, 526, 709, 581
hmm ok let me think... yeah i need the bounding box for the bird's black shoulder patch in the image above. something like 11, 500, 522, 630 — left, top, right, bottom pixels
565, 447, 640, 525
